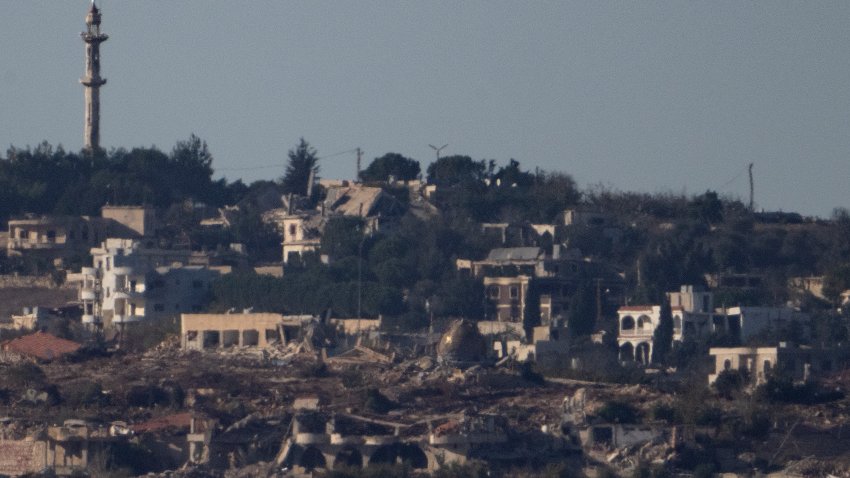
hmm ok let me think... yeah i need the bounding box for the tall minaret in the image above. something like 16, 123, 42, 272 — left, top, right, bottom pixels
80, 1, 108, 151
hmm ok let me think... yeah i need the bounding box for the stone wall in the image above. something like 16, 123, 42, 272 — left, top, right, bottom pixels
0, 440, 47, 476
0, 274, 73, 289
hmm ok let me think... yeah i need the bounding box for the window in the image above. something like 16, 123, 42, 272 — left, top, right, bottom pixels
289, 224, 297, 237
510, 286, 519, 299
487, 286, 500, 299
47, 230, 56, 241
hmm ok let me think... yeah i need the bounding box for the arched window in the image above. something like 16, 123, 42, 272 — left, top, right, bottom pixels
637, 315, 652, 330
621, 316, 635, 330
723, 359, 732, 371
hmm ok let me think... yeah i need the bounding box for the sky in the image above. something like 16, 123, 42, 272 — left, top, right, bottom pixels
1, 2, 849, 217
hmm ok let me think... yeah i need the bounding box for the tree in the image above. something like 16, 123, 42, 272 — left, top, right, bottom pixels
688, 190, 724, 224
523, 278, 541, 337
568, 282, 597, 337
360, 153, 420, 182
281, 138, 318, 196
652, 297, 674, 364
321, 216, 364, 259
426, 155, 486, 187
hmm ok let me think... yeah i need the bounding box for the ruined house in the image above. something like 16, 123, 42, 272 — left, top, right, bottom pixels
437, 320, 488, 366
0, 331, 81, 362
181, 313, 314, 350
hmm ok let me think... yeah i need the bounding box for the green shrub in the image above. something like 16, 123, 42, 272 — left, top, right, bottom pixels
596, 401, 638, 424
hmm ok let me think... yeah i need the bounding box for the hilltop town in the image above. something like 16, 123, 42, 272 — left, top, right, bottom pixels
2, 3, 850, 478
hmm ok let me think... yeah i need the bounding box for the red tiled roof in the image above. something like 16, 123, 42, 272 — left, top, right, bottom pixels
1, 331, 81, 361
618, 305, 655, 312
131, 412, 193, 434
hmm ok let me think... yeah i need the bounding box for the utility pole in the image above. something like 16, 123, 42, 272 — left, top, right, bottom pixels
595, 278, 603, 324
748, 163, 755, 212
356, 147, 363, 182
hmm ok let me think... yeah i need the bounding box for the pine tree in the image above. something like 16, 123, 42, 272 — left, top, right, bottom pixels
281, 138, 318, 196
652, 297, 674, 364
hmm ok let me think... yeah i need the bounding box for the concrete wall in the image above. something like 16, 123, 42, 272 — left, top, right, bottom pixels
101, 206, 155, 237
182, 313, 298, 350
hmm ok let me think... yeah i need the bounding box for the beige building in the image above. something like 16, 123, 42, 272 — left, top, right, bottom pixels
707, 344, 844, 386
7, 206, 155, 263
181, 313, 313, 350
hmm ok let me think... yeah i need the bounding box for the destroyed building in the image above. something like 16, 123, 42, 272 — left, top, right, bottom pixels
181, 313, 314, 350
437, 319, 488, 366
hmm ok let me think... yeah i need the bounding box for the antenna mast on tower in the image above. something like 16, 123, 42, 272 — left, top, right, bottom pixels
748, 163, 754, 212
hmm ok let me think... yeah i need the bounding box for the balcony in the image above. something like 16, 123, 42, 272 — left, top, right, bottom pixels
113, 314, 142, 324
618, 328, 654, 338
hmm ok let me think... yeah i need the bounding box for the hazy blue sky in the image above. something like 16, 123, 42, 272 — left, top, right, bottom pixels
2, 2, 849, 217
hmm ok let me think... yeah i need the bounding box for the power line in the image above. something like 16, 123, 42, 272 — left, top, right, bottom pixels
714, 164, 749, 190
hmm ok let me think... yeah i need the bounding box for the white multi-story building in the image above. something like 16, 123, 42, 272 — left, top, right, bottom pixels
617, 285, 809, 365
72, 239, 221, 328
617, 285, 715, 364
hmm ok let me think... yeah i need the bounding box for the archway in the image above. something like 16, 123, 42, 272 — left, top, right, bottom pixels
635, 342, 651, 365
637, 315, 652, 331
619, 342, 635, 362
299, 446, 326, 471
334, 446, 363, 469
621, 316, 635, 332
368, 445, 398, 465
398, 444, 428, 469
